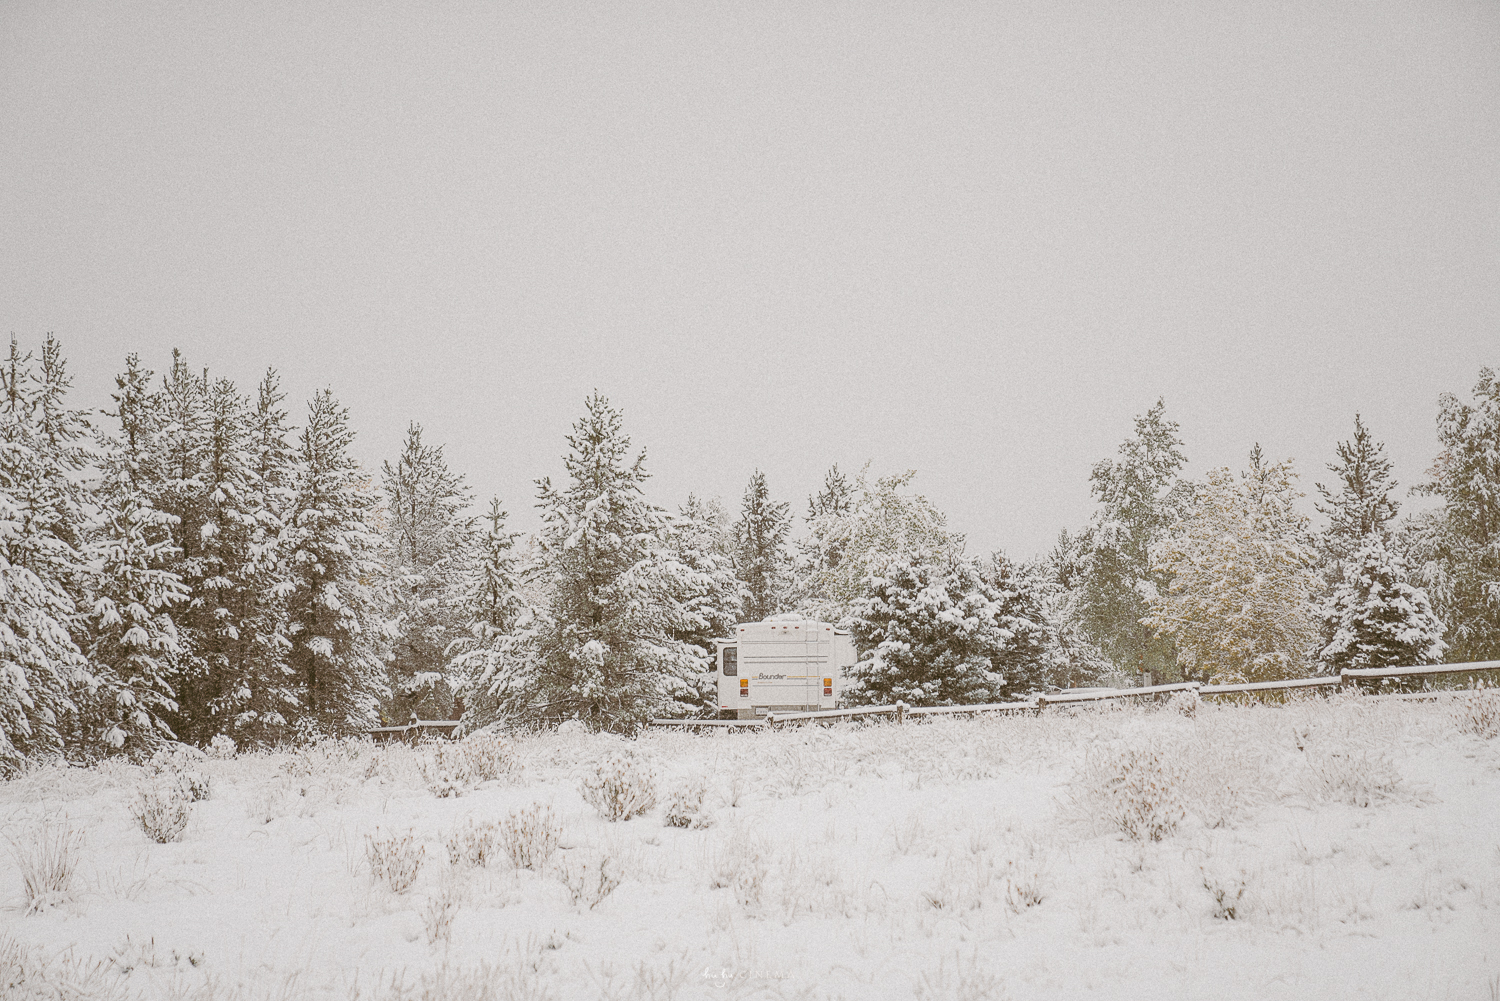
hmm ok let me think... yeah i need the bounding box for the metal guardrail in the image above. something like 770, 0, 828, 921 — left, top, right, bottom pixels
648, 660, 1500, 729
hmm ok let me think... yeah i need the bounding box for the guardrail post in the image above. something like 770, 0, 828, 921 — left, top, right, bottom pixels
1035, 695, 1047, 715
895, 701, 906, 725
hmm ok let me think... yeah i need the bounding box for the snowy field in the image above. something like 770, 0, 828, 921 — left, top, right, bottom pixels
3, 695, 1499, 1001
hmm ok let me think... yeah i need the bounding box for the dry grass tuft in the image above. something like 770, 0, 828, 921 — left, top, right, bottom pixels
366, 828, 426, 893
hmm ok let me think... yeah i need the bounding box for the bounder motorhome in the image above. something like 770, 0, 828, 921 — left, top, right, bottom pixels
714, 616, 856, 719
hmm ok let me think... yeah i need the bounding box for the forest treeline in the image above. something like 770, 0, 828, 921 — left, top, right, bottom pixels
2, 335, 1497, 770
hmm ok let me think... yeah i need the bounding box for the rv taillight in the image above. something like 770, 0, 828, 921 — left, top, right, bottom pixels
739, 679, 749, 698
823, 678, 832, 687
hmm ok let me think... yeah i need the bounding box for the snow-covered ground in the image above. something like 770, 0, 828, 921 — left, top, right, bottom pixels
3, 694, 1499, 1000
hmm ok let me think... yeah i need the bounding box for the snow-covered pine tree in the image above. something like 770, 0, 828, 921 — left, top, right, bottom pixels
668, 494, 743, 709
808, 463, 853, 520
1317, 539, 1445, 679
80, 353, 187, 758
1316, 414, 1400, 562
284, 389, 389, 736
733, 470, 791, 622
978, 553, 1055, 699
382, 422, 474, 721
794, 466, 963, 624
1145, 447, 1320, 684
846, 555, 1029, 706
212, 369, 301, 746
495, 393, 703, 730
0, 336, 95, 773
449, 497, 527, 732
1068, 399, 1192, 682
1407, 368, 1500, 663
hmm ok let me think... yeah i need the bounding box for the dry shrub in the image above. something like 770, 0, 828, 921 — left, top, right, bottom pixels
366, 828, 426, 892
579, 753, 657, 822
421, 737, 522, 798
147, 746, 212, 802
131, 779, 192, 843
662, 776, 711, 829
558, 854, 621, 910
1077, 741, 1185, 842
1, 934, 129, 1001
1300, 747, 1402, 807
446, 819, 501, 869
1452, 688, 1500, 739
423, 882, 465, 946
499, 803, 561, 870
5, 815, 85, 914
1166, 689, 1200, 717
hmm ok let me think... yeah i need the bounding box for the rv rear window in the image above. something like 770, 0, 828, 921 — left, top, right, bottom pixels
722, 648, 737, 676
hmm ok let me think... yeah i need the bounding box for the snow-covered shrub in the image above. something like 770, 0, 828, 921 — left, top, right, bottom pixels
131, 780, 191, 843
1452, 688, 1500, 739
420, 745, 474, 798
456, 735, 521, 783
1166, 689, 1200, 717
579, 752, 657, 822
1300, 748, 1402, 808
147, 746, 211, 802
709, 835, 769, 912
365, 829, 426, 892
558, 854, 621, 910
0, 934, 126, 1001
423, 882, 464, 946
498, 803, 560, 870
206, 734, 237, 759
445, 819, 500, 869
662, 776, 711, 829
1077, 741, 1185, 842
5, 815, 84, 913
420, 738, 522, 798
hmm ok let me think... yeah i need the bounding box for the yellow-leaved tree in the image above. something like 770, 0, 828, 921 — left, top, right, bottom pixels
1144, 447, 1319, 684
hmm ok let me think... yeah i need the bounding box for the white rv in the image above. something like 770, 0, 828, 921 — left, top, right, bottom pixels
714, 617, 856, 719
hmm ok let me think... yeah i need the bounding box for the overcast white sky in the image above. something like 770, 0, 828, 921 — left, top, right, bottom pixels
3, 0, 1497, 559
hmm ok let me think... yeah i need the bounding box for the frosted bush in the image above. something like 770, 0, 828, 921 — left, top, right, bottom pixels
5, 815, 85, 914
498, 803, 561, 870
1300, 747, 1402, 807
420, 737, 522, 797
366, 828, 426, 892
206, 734, 237, 759
558, 854, 621, 910
445, 819, 500, 869
1076, 741, 1185, 842
1166, 689, 1200, 717
1452, 688, 1500, 739
579, 753, 657, 822
662, 776, 711, 829
131, 780, 192, 843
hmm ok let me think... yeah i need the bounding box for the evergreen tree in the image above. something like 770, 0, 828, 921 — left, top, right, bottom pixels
382, 422, 474, 720
794, 466, 963, 623
669, 494, 743, 708
846, 555, 1043, 706
733, 470, 791, 622
1317, 538, 1445, 676
450, 497, 527, 731
0, 337, 94, 773
284, 389, 389, 735
1316, 414, 1400, 561
1068, 399, 1193, 681
1407, 368, 1500, 663
808, 463, 853, 520
978, 553, 1055, 699
214, 370, 301, 745
488, 393, 703, 730
1145, 447, 1320, 683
